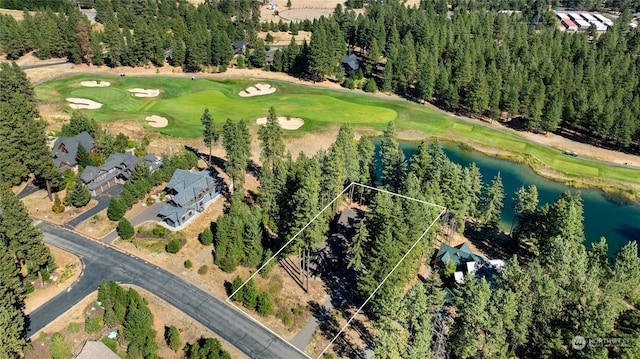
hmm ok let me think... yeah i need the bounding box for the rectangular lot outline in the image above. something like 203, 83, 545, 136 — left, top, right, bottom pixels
226, 182, 446, 359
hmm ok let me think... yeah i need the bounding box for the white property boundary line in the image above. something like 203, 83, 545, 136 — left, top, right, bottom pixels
225, 182, 446, 359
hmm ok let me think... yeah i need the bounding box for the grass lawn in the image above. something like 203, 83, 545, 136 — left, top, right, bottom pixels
36, 74, 640, 190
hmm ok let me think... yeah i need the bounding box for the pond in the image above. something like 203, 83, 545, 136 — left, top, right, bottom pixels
373, 139, 640, 256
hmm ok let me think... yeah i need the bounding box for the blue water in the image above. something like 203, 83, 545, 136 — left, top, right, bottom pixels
374, 139, 640, 255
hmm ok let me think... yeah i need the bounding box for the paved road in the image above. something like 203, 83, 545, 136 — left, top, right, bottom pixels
63, 184, 123, 230
31, 222, 308, 359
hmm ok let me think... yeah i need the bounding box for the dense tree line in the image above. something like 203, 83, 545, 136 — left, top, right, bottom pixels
0, 186, 54, 357
6, 2, 640, 150
0, 63, 62, 190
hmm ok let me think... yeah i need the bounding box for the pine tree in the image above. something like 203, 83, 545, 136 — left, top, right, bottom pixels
478, 172, 505, 236
249, 38, 266, 68
0, 187, 51, 279
70, 180, 91, 207
201, 108, 218, 167
222, 119, 251, 193
199, 227, 213, 245
117, 218, 135, 240
379, 121, 405, 192
0, 240, 26, 357
257, 292, 273, 316
258, 107, 285, 172
107, 197, 125, 221
334, 123, 359, 183
76, 143, 90, 169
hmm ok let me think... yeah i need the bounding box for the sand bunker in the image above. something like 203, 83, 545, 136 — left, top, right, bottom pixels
256, 116, 304, 130
129, 88, 161, 98
80, 80, 111, 87
239, 83, 276, 97
146, 115, 168, 128
66, 98, 102, 110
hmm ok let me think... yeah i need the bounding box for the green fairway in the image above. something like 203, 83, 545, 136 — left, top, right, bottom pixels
35, 74, 640, 192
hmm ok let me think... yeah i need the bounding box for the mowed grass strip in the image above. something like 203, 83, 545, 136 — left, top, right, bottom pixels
36, 74, 640, 187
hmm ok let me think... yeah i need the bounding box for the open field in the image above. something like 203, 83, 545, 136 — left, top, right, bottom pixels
35, 74, 640, 193
36, 75, 396, 137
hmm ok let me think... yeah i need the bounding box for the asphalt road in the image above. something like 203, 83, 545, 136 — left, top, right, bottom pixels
31, 222, 308, 359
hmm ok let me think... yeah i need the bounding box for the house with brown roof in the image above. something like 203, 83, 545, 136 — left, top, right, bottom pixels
51, 131, 96, 172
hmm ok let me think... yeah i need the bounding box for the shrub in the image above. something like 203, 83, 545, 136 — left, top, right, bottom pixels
107, 198, 125, 221
184, 259, 193, 269
70, 180, 91, 207
50, 333, 72, 359
242, 279, 258, 310
24, 281, 34, 294
151, 225, 168, 238
199, 227, 213, 245
165, 325, 181, 352
85, 316, 102, 334
363, 78, 378, 93
257, 292, 273, 316
277, 310, 293, 327
343, 77, 355, 89
145, 197, 155, 206
52, 194, 65, 214
117, 219, 135, 241
166, 238, 181, 253
231, 275, 244, 302
67, 322, 80, 333
197, 265, 209, 275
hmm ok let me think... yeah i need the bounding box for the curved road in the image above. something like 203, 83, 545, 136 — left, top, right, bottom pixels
31, 222, 307, 359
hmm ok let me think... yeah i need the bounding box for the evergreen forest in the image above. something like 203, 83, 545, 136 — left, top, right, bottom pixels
4, 1, 640, 151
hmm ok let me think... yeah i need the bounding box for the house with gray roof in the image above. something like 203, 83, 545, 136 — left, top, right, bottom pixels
51, 131, 96, 172
81, 152, 161, 196
76, 340, 119, 359
340, 53, 361, 75
158, 169, 222, 228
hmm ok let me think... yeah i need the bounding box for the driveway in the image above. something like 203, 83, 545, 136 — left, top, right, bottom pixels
63, 184, 123, 230
102, 201, 164, 244
31, 222, 308, 359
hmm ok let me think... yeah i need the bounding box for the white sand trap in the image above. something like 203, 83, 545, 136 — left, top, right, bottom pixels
146, 115, 168, 128
256, 116, 304, 130
80, 80, 110, 87
66, 98, 102, 109
239, 83, 276, 97
129, 88, 161, 98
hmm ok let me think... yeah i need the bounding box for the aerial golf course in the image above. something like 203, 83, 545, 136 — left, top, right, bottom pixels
35, 74, 640, 195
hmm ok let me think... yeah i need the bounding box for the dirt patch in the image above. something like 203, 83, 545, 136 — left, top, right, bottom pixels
238, 83, 276, 97
0, 9, 36, 21
23, 189, 99, 225
74, 209, 116, 239
259, 30, 311, 46
24, 244, 82, 315
256, 116, 304, 130
66, 98, 102, 110
129, 88, 161, 97
146, 115, 168, 128
80, 80, 110, 87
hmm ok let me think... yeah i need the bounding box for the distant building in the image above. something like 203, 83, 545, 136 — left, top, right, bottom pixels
158, 169, 222, 228
51, 131, 96, 172
76, 341, 119, 359
232, 41, 246, 55
340, 53, 361, 76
